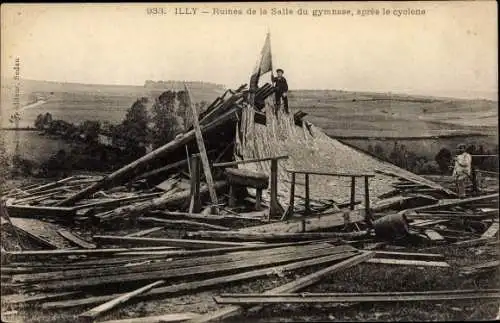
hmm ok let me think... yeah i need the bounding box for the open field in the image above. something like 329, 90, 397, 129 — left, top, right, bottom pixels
1, 79, 226, 128
290, 90, 497, 138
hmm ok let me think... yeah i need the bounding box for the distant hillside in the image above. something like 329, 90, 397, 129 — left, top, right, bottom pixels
0, 79, 226, 128
291, 89, 497, 138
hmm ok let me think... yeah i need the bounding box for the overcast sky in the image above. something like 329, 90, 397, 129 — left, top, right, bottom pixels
1, 2, 498, 99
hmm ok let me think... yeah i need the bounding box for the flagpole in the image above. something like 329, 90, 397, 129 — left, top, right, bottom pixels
267, 30, 275, 109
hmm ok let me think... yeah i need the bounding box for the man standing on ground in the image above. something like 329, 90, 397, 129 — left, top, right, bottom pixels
272, 68, 289, 115
452, 143, 472, 198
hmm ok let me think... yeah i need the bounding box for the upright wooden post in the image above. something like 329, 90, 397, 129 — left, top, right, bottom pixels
364, 175, 371, 220
189, 155, 201, 213
304, 174, 311, 216
185, 83, 219, 214
269, 158, 279, 219
350, 176, 356, 210
289, 172, 296, 214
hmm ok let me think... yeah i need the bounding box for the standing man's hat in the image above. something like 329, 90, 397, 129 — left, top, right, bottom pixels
276, 68, 284, 73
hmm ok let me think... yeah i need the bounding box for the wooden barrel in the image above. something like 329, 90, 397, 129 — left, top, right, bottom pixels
373, 213, 410, 240
225, 168, 269, 189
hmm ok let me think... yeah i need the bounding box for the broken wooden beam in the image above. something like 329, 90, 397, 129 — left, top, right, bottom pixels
92, 235, 255, 249
482, 222, 499, 238
424, 229, 446, 242
97, 313, 200, 323
185, 230, 366, 241
3, 246, 178, 261
78, 280, 165, 322
212, 155, 289, 168
137, 217, 230, 231
238, 208, 366, 234
185, 83, 219, 213
366, 258, 450, 267
5, 199, 76, 218
401, 193, 499, 215
57, 229, 96, 249
125, 227, 164, 237
96, 181, 228, 221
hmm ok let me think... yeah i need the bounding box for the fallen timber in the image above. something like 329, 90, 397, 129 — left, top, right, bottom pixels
185, 230, 367, 241
78, 280, 165, 322
92, 235, 257, 249
238, 208, 367, 234
213, 289, 500, 305
189, 251, 375, 323
41, 249, 358, 310
30, 244, 355, 291
95, 181, 228, 221
56, 105, 243, 206
13, 244, 355, 284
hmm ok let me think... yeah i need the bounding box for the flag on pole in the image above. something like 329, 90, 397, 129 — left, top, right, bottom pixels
250, 33, 273, 91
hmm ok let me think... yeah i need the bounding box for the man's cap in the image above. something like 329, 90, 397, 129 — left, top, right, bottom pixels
457, 143, 466, 149
276, 68, 284, 73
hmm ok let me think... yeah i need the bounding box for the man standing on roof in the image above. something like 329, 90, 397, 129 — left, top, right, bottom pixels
452, 143, 472, 198
272, 68, 289, 115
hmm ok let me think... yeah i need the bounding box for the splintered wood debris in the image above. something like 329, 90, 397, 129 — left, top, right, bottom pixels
1, 83, 498, 322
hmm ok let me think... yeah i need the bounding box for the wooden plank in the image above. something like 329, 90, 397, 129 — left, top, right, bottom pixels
79, 280, 164, 321
137, 217, 230, 231
366, 258, 449, 267
188, 251, 374, 323
125, 227, 164, 237
401, 193, 499, 214
454, 237, 497, 247
73, 193, 163, 211
410, 219, 450, 227
2, 291, 80, 305
10, 217, 71, 249
6, 200, 76, 218
286, 169, 375, 178
93, 235, 255, 249
189, 155, 202, 213
269, 158, 279, 218
212, 155, 288, 168
482, 222, 499, 238
424, 229, 445, 242
213, 290, 500, 304
57, 229, 96, 249
364, 250, 444, 261
98, 313, 200, 323
33, 245, 352, 291
4, 246, 178, 260
135, 159, 188, 181
364, 176, 371, 218
186, 230, 366, 241
238, 208, 366, 234
185, 83, 218, 212
350, 177, 356, 210
41, 251, 358, 310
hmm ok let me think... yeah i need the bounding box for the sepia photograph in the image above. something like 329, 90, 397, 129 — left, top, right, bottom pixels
0, 2, 498, 322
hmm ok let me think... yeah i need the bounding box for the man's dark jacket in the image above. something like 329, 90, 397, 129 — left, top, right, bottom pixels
272, 76, 288, 94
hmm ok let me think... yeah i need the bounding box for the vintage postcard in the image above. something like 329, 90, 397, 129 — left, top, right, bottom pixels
1, 2, 498, 322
